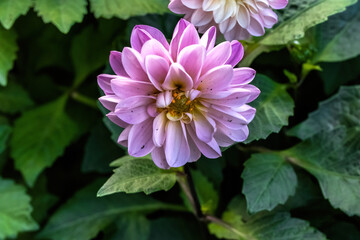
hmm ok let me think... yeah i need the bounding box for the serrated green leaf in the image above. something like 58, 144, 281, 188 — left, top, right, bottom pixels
34, 0, 87, 34
90, 0, 169, 20
313, 2, 360, 62
285, 127, 360, 217
288, 85, 360, 140
245, 74, 294, 143
242, 153, 297, 213
0, 26, 17, 86
261, 0, 357, 45
0, 177, 38, 239
209, 196, 326, 240
0, 0, 32, 29
0, 81, 34, 114
98, 158, 176, 196
110, 214, 150, 240
38, 180, 184, 240
10, 96, 79, 186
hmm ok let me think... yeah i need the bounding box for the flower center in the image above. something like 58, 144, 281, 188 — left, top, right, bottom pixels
167, 90, 195, 122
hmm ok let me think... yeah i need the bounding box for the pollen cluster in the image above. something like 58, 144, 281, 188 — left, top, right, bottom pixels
166, 91, 195, 122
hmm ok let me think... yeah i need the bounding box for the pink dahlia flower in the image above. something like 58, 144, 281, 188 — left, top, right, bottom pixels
169, 0, 288, 40
98, 19, 260, 169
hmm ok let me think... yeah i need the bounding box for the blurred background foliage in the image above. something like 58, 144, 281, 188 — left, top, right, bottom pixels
0, 0, 359, 239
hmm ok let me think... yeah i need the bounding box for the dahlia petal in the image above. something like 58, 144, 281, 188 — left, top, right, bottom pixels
109, 51, 128, 77
214, 127, 235, 147
202, 0, 221, 11
128, 118, 155, 157
169, 0, 192, 14
213, 0, 235, 23
132, 25, 170, 50
145, 55, 170, 91
130, 28, 152, 53
99, 95, 120, 111
217, 122, 249, 142
247, 14, 265, 36
111, 77, 156, 98
209, 105, 249, 129
200, 26, 216, 51
115, 96, 154, 124
202, 41, 231, 73
178, 44, 205, 83
182, 0, 202, 9
122, 47, 148, 81
151, 147, 170, 169
191, 8, 213, 26
165, 121, 190, 167
178, 24, 200, 54
118, 125, 131, 147
231, 68, 256, 85
237, 4, 250, 28
156, 90, 173, 108
260, 9, 278, 28
193, 110, 216, 143
269, 0, 288, 9
235, 104, 256, 123
141, 39, 172, 63
241, 84, 261, 103
198, 65, 233, 92
162, 63, 193, 91
147, 103, 157, 117
153, 111, 167, 147
98, 74, 116, 94
224, 24, 251, 41
107, 112, 128, 128
186, 133, 202, 162
226, 41, 244, 67
203, 89, 252, 107
186, 123, 221, 159
170, 19, 191, 60
219, 18, 236, 34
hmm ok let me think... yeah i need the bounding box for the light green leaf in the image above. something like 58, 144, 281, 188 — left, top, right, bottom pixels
0, 26, 17, 86
285, 127, 360, 217
209, 196, 326, 240
261, 0, 357, 45
10, 96, 79, 186
97, 158, 177, 196
313, 2, 360, 62
0, 177, 38, 239
0, 81, 34, 114
245, 74, 294, 143
0, 0, 32, 29
90, 0, 169, 20
38, 180, 185, 240
242, 153, 297, 213
110, 214, 150, 240
0, 121, 11, 154
34, 0, 87, 34
288, 85, 360, 140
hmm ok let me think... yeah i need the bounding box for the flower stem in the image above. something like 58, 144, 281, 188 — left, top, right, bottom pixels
71, 92, 98, 109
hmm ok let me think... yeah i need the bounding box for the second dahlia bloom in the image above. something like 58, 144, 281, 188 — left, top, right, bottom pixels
98, 19, 259, 169
169, 0, 288, 40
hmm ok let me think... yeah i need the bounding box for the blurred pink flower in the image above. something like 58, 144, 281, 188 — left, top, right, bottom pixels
98, 19, 259, 169
169, 0, 288, 40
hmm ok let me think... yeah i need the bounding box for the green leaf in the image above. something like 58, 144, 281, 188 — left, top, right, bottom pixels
313, 2, 360, 62
209, 196, 326, 240
0, 120, 11, 154
191, 170, 219, 214
0, 177, 38, 239
90, 0, 169, 20
71, 22, 120, 86
97, 158, 177, 196
38, 180, 185, 240
242, 153, 297, 213
261, 0, 357, 45
110, 214, 150, 240
0, 0, 32, 29
0, 26, 18, 86
34, 0, 87, 34
82, 122, 123, 173
288, 85, 360, 140
10, 96, 79, 186
0, 81, 34, 114
285, 127, 360, 217
245, 74, 294, 143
